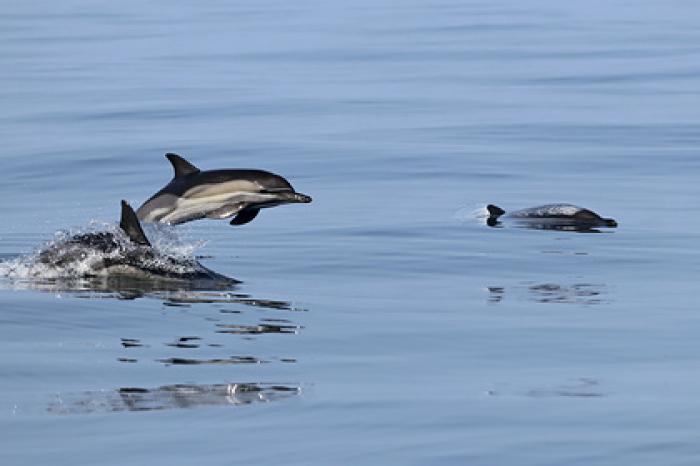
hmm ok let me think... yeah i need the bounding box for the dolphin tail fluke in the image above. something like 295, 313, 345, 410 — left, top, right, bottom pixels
166, 153, 200, 178
486, 204, 505, 227
230, 208, 260, 226
120, 200, 151, 246
487, 204, 506, 218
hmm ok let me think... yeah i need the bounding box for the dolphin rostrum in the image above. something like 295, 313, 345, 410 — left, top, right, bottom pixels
136, 153, 312, 226
36, 200, 236, 283
486, 203, 617, 231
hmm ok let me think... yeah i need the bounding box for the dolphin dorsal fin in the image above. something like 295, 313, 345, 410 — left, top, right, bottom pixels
165, 153, 200, 178
120, 200, 151, 246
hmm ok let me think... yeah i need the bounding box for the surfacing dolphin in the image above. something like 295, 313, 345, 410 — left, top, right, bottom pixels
35, 200, 236, 284
136, 153, 312, 226
486, 203, 617, 232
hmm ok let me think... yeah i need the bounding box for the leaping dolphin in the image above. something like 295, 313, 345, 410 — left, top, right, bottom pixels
136, 153, 312, 226
36, 200, 236, 283
486, 203, 617, 231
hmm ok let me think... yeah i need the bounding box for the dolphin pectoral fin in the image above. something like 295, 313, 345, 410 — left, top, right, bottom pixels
166, 153, 200, 178
230, 208, 260, 226
206, 203, 246, 220
119, 200, 151, 246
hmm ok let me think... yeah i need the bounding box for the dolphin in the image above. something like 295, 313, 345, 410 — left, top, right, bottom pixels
136, 153, 312, 226
486, 203, 617, 231
36, 200, 237, 283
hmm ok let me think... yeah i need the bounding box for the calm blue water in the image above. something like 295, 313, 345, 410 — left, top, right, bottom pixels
2, 1, 700, 464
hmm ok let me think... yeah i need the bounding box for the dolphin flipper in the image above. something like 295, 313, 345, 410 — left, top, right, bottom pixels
119, 200, 151, 246
230, 208, 260, 226
166, 153, 200, 178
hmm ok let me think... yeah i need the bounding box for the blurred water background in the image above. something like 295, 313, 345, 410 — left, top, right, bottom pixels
2, 1, 700, 465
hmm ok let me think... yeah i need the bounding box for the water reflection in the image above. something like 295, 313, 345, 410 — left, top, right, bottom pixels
528, 283, 606, 304
0, 275, 236, 301
157, 355, 270, 366
487, 218, 610, 233
121, 338, 146, 348
215, 322, 302, 335
488, 282, 609, 305
487, 286, 505, 303
1, 257, 307, 415
0, 276, 303, 311
166, 336, 202, 348
48, 382, 302, 414
165, 293, 296, 310
115, 301, 304, 367
488, 378, 604, 398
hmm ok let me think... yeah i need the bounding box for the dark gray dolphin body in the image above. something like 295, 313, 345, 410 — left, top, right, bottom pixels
37, 200, 236, 283
136, 153, 312, 226
486, 203, 617, 231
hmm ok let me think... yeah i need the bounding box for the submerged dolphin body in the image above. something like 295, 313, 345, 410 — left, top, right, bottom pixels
486, 203, 617, 231
36, 200, 236, 283
136, 153, 312, 226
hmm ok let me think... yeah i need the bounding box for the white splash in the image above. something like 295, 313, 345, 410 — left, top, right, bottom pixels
452, 205, 490, 223
0, 221, 206, 280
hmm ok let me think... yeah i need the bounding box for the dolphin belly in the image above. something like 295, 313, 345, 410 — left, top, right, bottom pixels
141, 191, 287, 225
161, 194, 257, 225
136, 193, 180, 223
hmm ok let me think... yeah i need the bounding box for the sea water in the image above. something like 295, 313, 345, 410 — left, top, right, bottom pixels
2, 1, 700, 465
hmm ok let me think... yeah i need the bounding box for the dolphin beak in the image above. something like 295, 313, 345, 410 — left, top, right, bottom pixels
288, 192, 312, 203
263, 190, 312, 204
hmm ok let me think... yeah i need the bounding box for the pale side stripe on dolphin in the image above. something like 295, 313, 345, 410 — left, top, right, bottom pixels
136, 153, 312, 226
